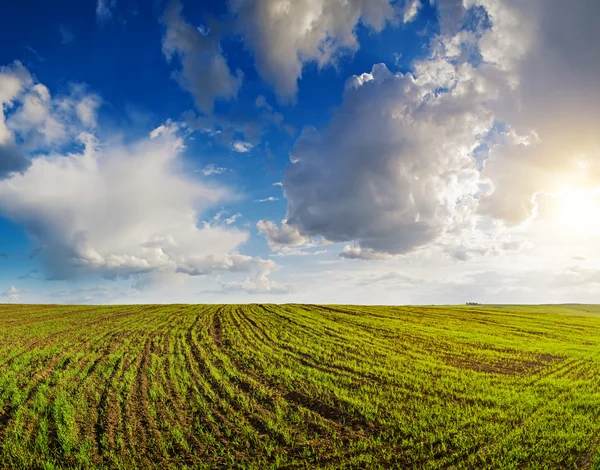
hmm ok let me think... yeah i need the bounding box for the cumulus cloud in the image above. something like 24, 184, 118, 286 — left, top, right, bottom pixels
3, 62, 97, 179
161, 0, 242, 114
229, 0, 398, 101
254, 0, 600, 261
257, 219, 309, 249
458, 0, 600, 225
0, 62, 32, 178
6, 82, 100, 151
435, 0, 467, 35
280, 60, 494, 256
0, 122, 274, 284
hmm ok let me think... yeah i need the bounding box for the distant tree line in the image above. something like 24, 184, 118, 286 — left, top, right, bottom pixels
466, 302, 481, 305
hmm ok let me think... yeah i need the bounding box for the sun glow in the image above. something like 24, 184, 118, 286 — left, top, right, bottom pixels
552, 188, 600, 233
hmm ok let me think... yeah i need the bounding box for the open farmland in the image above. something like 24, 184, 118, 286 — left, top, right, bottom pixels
1, 304, 600, 469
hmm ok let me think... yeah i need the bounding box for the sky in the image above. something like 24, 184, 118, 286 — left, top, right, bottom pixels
1, 0, 600, 305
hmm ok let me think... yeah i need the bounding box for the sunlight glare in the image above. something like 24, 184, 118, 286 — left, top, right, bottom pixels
552, 187, 600, 233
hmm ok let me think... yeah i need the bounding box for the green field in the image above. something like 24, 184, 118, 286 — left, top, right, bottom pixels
1, 304, 600, 469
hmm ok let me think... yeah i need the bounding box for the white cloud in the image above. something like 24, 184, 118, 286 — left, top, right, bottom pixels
551, 266, 600, 290
1, 286, 19, 303
5, 78, 100, 152
229, 0, 398, 101
254, 196, 279, 203
256, 219, 330, 257
0, 118, 275, 285
257, 219, 309, 249
403, 0, 421, 23
0, 61, 99, 181
256, 0, 600, 266
224, 213, 241, 225
218, 265, 290, 294
273, 247, 328, 257
210, 209, 241, 226
199, 163, 228, 176
232, 140, 252, 153
435, 0, 467, 35
8, 83, 68, 147
281, 60, 493, 257
161, 0, 243, 114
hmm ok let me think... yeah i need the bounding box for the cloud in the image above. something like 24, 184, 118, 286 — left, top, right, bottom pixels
210, 209, 241, 226
251, 1, 600, 263
254, 196, 279, 203
0, 121, 275, 284
280, 60, 493, 257
198, 163, 228, 176
451, 0, 600, 225
0, 62, 33, 178
224, 213, 241, 225
354, 271, 421, 288
256, 219, 321, 253
229, 0, 398, 101
256, 219, 310, 249
260, 1, 600, 259
182, 92, 290, 150
0, 141, 29, 179
175, 252, 274, 277
339, 245, 394, 260
403, 0, 421, 23
1, 286, 19, 303
161, 0, 242, 114
232, 140, 252, 153
551, 266, 600, 290
272, 247, 328, 257
435, 0, 467, 35
96, 0, 116, 23
3, 72, 101, 153
218, 265, 290, 294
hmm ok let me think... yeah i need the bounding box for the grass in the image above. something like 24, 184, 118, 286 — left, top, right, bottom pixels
1, 303, 600, 469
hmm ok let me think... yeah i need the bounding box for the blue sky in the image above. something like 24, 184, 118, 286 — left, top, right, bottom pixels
1, 0, 600, 304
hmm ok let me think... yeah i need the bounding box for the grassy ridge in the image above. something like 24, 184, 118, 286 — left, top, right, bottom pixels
1, 304, 600, 469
